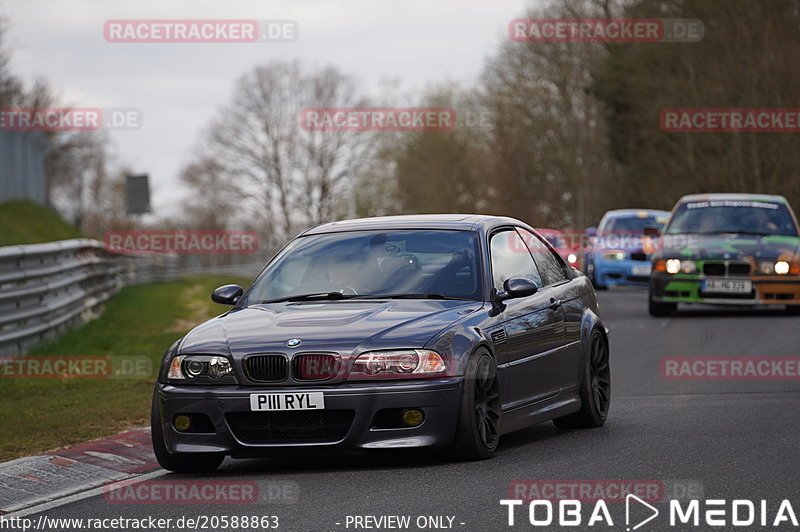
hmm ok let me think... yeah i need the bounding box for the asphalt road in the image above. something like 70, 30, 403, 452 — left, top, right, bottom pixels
19, 289, 800, 532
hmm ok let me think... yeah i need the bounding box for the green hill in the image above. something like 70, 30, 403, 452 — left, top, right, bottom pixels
0, 200, 84, 246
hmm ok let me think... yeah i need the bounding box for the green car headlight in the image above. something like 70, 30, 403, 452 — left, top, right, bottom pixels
665, 259, 681, 274
760, 261, 791, 275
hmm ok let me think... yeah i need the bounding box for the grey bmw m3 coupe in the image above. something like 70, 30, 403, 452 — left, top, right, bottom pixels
152, 214, 610, 472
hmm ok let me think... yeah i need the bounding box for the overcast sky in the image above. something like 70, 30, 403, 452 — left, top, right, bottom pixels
4, 0, 534, 215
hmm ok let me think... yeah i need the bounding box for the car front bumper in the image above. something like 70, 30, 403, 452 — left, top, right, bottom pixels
154, 378, 463, 457
650, 273, 800, 305
594, 258, 652, 287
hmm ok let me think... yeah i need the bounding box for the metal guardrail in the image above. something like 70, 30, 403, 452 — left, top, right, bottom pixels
0, 239, 127, 355
0, 238, 268, 356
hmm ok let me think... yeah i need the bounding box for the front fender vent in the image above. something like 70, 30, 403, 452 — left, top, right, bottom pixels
490, 329, 507, 345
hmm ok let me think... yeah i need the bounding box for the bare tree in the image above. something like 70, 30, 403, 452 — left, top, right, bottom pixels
184, 60, 372, 239
0, 16, 22, 107
591, 0, 800, 211
482, 0, 625, 228
384, 84, 494, 214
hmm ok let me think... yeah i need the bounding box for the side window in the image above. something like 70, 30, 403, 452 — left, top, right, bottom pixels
517, 228, 569, 286
489, 229, 543, 290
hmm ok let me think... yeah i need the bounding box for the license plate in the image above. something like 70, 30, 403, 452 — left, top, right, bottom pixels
632, 264, 651, 276
702, 279, 752, 294
249, 392, 325, 411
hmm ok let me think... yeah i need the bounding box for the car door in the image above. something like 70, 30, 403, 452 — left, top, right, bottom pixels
489, 229, 565, 410
519, 228, 583, 392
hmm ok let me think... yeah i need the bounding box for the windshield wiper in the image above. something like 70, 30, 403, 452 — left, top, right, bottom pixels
251, 292, 357, 304
351, 293, 471, 301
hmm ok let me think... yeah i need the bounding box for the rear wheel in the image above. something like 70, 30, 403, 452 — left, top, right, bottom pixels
554, 329, 610, 429
649, 295, 676, 317
151, 393, 224, 473
452, 351, 501, 461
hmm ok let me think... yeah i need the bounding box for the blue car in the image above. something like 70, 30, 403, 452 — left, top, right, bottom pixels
585, 209, 670, 289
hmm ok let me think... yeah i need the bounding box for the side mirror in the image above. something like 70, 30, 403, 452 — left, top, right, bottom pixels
211, 284, 243, 305
496, 277, 539, 301
585, 227, 597, 238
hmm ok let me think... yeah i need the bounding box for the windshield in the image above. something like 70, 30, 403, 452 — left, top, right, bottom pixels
666, 200, 798, 236
599, 214, 668, 235
243, 230, 482, 303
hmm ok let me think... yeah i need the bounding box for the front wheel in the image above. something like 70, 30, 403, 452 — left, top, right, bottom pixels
452, 351, 502, 461
554, 329, 610, 429
151, 392, 224, 473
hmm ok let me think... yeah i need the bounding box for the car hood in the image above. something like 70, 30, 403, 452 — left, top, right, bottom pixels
657, 233, 800, 261
178, 299, 483, 356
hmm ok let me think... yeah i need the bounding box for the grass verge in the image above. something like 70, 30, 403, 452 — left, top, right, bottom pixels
0, 275, 250, 462
0, 200, 84, 246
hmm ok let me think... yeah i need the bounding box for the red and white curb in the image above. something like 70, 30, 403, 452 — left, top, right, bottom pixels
0, 428, 160, 514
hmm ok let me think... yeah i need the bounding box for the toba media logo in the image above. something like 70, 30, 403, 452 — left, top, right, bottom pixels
500, 497, 799, 529
502, 480, 797, 529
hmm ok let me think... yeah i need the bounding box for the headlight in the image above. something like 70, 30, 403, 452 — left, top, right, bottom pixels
776, 261, 791, 275
168, 355, 234, 380
601, 250, 625, 261
656, 258, 697, 274
665, 259, 681, 274
567, 253, 578, 264
350, 349, 446, 379
679, 260, 697, 274
760, 260, 792, 275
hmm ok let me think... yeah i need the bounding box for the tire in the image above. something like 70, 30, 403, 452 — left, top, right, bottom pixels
648, 296, 676, 317
787, 305, 800, 316
151, 392, 224, 473
554, 329, 610, 429
452, 350, 502, 461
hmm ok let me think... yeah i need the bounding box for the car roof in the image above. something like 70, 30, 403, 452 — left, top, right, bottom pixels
301, 214, 529, 235
601, 209, 671, 219
676, 193, 789, 204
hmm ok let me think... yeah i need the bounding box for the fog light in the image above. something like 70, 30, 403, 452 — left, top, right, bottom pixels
173, 415, 192, 431
401, 409, 424, 427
